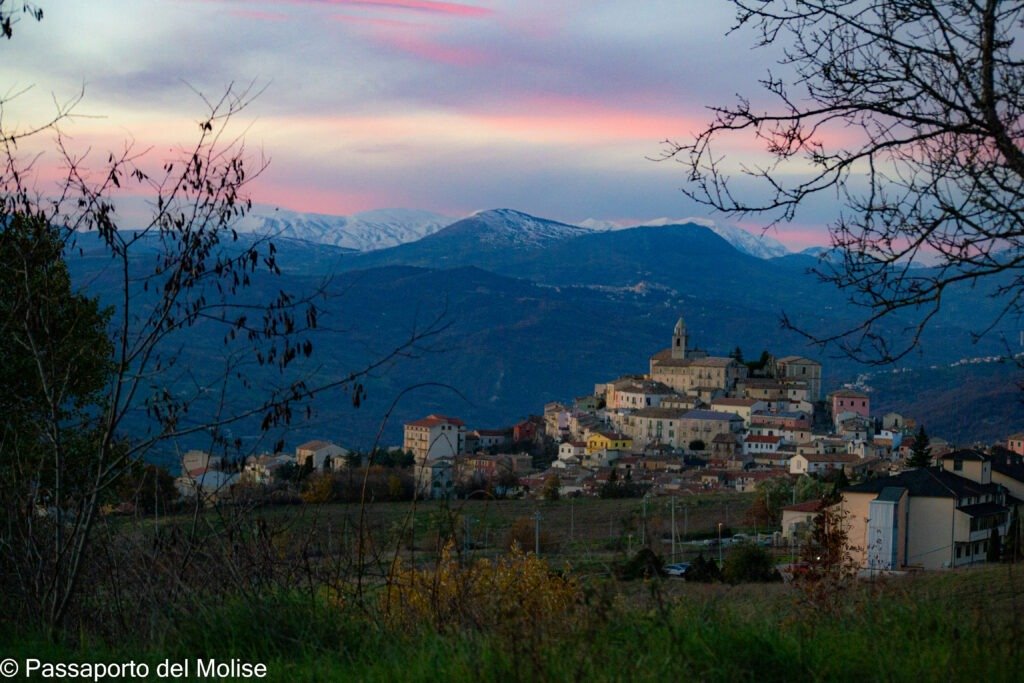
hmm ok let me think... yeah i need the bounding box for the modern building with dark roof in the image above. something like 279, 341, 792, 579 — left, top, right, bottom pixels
840, 450, 1020, 571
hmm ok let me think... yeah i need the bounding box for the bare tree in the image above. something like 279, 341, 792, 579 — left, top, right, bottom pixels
0, 0, 42, 40
0, 81, 449, 635
663, 0, 1024, 363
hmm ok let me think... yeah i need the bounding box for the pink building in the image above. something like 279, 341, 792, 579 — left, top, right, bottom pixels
830, 389, 870, 426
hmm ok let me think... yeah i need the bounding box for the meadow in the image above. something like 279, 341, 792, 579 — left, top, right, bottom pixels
3, 494, 1020, 681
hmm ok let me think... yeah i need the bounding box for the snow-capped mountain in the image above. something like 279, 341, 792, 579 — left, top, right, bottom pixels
638, 218, 789, 259
107, 194, 790, 259
106, 195, 454, 252
441, 208, 591, 247
232, 206, 454, 252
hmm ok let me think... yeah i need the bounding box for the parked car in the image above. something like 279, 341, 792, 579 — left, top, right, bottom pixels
664, 562, 691, 577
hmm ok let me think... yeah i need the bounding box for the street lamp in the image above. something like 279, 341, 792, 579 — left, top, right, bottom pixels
717, 522, 724, 568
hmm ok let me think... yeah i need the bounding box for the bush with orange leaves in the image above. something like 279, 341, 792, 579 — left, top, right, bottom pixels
381, 544, 581, 638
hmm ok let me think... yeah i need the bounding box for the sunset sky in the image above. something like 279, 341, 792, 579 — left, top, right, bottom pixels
0, 0, 834, 249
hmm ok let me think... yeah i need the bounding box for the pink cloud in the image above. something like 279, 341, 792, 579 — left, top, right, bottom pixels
328, 12, 422, 28
372, 30, 493, 65
227, 9, 291, 21
248, 176, 394, 215
330, 0, 491, 17
737, 221, 829, 251
281, 0, 492, 17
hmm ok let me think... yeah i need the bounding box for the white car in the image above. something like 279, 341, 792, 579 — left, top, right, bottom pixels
664, 562, 691, 577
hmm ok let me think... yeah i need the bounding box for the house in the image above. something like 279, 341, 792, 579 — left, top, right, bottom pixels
296, 440, 348, 471
416, 456, 456, 499
558, 441, 587, 462
775, 355, 823, 401
738, 378, 807, 406
989, 448, 1024, 500
512, 418, 540, 444
789, 452, 861, 476
180, 450, 222, 474
841, 455, 1016, 570
780, 499, 825, 540
882, 412, 908, 431
242, 453, 296, 484
177, 468, 239, 503
623, 407, 688, 448
749, 410, 813, 443
711, 432, 741, 458
830, 389, 870, 428
586, 431, 632, 454
743, 434, 783, 457
604, 376, 677, 410
403, 415, 465, 461
1007, 432, 1024, 456
471, 428, 512, 451
710, 397, 768, 427
677, 409, 745, 449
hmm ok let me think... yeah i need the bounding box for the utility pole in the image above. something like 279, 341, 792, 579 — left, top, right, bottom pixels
671, 496, 677, 563
534, 510, 541, 556
642, 494, 648, 546
718, 522, 724, 568
570, 497, 576, 543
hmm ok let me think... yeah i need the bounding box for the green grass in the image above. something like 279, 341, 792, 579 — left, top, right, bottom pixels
4, 565, 1022, 682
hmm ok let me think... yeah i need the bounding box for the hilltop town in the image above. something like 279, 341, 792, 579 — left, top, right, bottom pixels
175, 314, 1024, 572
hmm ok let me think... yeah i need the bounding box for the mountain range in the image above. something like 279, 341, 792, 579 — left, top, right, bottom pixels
68, 203, 1024, 457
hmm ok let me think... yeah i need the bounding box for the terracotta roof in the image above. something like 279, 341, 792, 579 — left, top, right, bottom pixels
297, 440, 333, 451
682, 409, 742, 421
711, 398, 760, 407
632, 407, 689, 419
406, 414, 465, 428
782, 499, 825, 513
831, 389, 869, 399
777, 356, 819, 365
593, 431, 631, 441
798, 453, 860, 463
745, 435, 783, 444
653, 355, 736, 369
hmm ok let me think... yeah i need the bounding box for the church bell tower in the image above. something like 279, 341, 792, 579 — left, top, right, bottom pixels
671, 315, 687, 360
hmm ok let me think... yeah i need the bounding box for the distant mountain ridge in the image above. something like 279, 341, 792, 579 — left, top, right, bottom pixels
107, 196, 808, 258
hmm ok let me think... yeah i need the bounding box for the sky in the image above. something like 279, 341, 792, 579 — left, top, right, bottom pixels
0, 0, 834, 249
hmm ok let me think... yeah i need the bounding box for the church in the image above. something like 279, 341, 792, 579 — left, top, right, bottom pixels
648, 315, 746, 402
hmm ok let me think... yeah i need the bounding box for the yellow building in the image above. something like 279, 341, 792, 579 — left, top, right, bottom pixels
586, 431, 633, 454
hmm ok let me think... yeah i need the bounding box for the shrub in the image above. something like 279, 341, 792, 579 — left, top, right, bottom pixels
686, 553, 722, 582
505, 516, 557, 553
616, 548, 664, 581
381, 544, 581, 638
722, 543, 780, 584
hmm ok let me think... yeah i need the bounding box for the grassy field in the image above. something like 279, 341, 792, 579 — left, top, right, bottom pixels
234, 492, 767, 571
7, 494, 1020, 681
4, 563, 1022, 681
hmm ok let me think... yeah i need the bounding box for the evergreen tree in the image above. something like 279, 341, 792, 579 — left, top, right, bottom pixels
907, 426, 933, 468
988, 528, 1002, 563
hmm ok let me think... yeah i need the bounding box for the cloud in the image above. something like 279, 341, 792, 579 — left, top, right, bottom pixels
0, 0, 836, 246
318, 0, 493, 17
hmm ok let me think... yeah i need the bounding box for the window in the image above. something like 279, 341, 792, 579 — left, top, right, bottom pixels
954, 460, 963, 471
